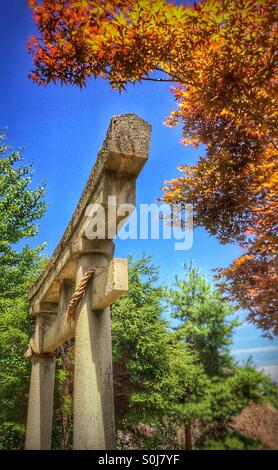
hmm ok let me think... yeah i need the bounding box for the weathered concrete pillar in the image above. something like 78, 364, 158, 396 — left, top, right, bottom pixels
73, 240, 115, 450
25, 316, 56, 450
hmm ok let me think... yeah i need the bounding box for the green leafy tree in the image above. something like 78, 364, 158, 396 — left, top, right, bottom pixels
167, 263, 277, 449
0, 132, 46, 449
168, 262, 239, 377
112, 256, 207, 449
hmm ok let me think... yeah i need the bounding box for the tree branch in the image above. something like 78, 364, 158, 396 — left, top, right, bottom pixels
155, 66, 196, 86
141, 77, 180, 83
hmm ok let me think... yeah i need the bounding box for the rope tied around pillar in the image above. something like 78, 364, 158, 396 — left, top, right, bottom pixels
66, 266, 99, 323
24, 337, 56, 361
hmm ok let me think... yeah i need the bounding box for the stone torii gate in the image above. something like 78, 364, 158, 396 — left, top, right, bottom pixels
25, 114, 151, 450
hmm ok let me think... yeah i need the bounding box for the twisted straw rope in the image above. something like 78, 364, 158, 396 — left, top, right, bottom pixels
24, 337, 55, 361
66, 266, 99, 323
24, 337, 39, 360
24, 266, 99, 360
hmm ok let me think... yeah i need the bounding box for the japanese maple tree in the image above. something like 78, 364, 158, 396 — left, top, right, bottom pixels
27, 0, 278, 335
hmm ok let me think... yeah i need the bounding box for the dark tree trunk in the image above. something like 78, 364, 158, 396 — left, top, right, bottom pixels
185, 423, 193, 450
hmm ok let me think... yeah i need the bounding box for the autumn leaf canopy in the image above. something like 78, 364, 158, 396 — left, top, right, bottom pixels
27, 0, 278, 335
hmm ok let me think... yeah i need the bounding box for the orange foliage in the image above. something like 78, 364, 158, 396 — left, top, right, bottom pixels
27, 0, 278, 335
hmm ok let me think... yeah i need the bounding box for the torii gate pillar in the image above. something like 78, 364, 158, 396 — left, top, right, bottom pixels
73, 241, 115, 450
25, 317, 56, 450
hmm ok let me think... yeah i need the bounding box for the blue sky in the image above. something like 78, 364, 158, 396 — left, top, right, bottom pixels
1, 0, 277, 379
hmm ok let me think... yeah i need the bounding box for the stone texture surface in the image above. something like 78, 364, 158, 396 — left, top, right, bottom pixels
92, 258, 128, 310
43, 279, 74, 353
73, 245, 115, 450
25, 317, 56, 450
